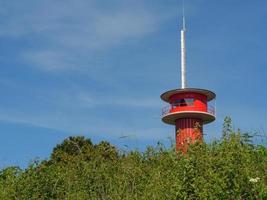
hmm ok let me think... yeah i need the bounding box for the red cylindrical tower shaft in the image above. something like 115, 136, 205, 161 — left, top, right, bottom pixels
175, 118, 203, 152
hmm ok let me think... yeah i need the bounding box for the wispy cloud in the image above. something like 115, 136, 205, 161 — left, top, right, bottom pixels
0, 0, 175, 72
0, 83, 163, 134
0, 0, 177, 143
22, 50, 76, 71
75, 92, 162, 108
0, 105, 166, 141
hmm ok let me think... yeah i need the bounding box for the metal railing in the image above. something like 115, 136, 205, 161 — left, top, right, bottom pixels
162, 103, 216, 117
208, 105, 216, 115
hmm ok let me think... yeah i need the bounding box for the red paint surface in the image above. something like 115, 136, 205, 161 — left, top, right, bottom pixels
169, 92, 207, 113
175, 118, 203, 152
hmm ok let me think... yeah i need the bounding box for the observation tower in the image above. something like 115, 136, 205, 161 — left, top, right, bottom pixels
160, 11, 216, 152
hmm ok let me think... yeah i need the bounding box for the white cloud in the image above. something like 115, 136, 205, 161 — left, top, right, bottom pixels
77, 92, 161, 108
0, 107, 167, 141
0, 0, 177, 142
22, 50, 75, 71
0, 0, 175, 72
0, 83, 163, 136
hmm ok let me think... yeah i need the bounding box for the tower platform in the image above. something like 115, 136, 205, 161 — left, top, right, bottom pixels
161, 88, 216, 124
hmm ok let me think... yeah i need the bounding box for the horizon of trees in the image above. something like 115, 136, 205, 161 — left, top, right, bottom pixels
0, 117, 266, 199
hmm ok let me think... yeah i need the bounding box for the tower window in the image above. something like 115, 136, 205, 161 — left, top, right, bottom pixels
173, 98, 194, 107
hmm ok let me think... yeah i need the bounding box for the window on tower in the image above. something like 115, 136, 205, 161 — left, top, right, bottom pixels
173, 98, 194, 107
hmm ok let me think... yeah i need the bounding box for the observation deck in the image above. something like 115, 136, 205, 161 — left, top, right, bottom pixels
161, 88, 216, 125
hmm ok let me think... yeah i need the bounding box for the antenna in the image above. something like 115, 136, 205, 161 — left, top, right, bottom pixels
181, 0, 186, 89
182, 0, 186, 30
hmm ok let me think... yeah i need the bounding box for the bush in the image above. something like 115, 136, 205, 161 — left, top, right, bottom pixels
0, 118, 266, 199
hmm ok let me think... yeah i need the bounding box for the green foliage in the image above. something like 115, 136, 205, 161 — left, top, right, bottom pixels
0, 118, 266, 199
222, 116, 233, 140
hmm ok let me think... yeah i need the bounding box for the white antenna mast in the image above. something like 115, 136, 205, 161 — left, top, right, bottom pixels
181, 0, 186, 89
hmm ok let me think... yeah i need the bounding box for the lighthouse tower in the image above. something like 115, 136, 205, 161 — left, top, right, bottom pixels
160, 10, 216, 152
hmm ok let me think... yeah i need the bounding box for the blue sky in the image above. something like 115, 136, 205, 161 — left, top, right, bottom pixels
0, 0, 267, 168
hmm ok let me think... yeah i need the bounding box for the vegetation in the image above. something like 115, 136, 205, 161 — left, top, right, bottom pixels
0, 118, 266, 199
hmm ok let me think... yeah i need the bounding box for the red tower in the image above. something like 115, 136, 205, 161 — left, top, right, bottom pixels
161, 88, 216, 152
161, 13, 216, 152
